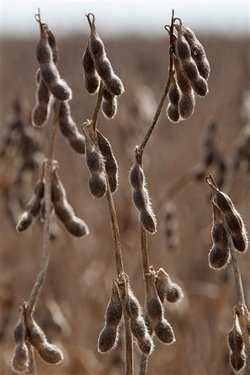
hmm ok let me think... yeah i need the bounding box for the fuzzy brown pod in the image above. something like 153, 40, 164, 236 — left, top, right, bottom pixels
88, 21, 124, 96
36, 23, 72, 101
154, 319, 175, 345
82, 43, 100, 94
181, 26, 211, 80
11, 314, 30, 373
105, 280, 123, 328
51, 168, 89, 237
25, 313, 63, 364
16, 178, 45, 232
32, 78, 51, 128
97, 130, 118, 193
98, 325, 119, 353
207, 177, 248, 253
58, 102, 85, 154
166, 76, 180, 123
129, 158, 157, 234
146, 275, 163, 325
101, 88, 118, 119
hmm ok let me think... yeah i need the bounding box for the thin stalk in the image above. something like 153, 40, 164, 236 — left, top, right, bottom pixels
106, 185, 124, 275
86, 78, 133, 374
137, 9, 175, 161
228, 236, 245, 306
27, 101, 60, 313
139, 226, 150, 375
137, 11, 176, 375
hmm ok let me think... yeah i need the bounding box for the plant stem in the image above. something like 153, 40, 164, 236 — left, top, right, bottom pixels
91, 82, 104, 134
27, 343, 37, 375
106, 185, 124, 275
228, 236, 245, 306
27, 101, 60, 313
137, 9, 175, 161
139, 226, 150, 375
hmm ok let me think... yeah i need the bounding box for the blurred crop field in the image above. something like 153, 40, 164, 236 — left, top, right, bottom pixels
1, 30, 250, 375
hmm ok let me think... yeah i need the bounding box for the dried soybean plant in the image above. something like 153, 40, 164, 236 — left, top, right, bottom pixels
128, 10, 209, 374
81, 13, 153, 374
206, 174, 250, 374
11, 11, 89, 374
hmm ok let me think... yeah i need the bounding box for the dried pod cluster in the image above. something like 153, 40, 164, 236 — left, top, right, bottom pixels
163, 203, 180, 253
98, 276, 154, 356
98, 280, 122, 353
228, 315, 246, 373
129, 154, 157, 234
155, 268, 183, 304
16, 164, 89, 238
126, 286, 154, 355
166, 20, 210, 123
82, 14, 124, 119
207, 175, 248, 269
11, 305, 63, 373
146, 272, 176, 345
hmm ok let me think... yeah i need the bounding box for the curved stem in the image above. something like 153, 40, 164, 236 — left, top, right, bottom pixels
27, 101, 60, 314
228, 236, 245, 306
137, 9, 175, 160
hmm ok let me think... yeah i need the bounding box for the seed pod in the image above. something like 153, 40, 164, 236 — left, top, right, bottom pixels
11, 344, 30, 373
181, 26, 210, 80
97, 130, 118, 193
208, 245, 230, 270
165, 283, 183, 303
179, 91, 195, 120
37, 24, 72, 101
89, 24, 124, 96
166, 103, 180, 123
131, 316, 147, 340
229, 352, 246, 372
32, 79, 51, 127
140, 209, 157, 234
209, 184, 248, 253
98, 325, 118, 353
26, 314, 63, 364
146, 276, 163, 325
47, 29, 58, 64
101, 88, 118, 119
16, 179, 45, 232
176, 31, 192, 61
155, 268, 171, 303
173, 55, 192, 94
126, 288, 141, 319
130, 158, 157, 234
89, 172, 107, 198
168, 76, 180, 106
51, 169, 89, 237
105, 281, 123, 327
129, 162, 145, 190
58, 102, 85, 154
86, 143, 105, 174
190, 76, 208, 97
11, 315, 30, 373
82, 43, 100, 94
228, 326, 244, 354
167, 77, 181, 123
137, 335, 154, 355
154, 319, 175, 344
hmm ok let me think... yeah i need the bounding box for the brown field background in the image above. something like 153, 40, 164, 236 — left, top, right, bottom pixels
1, 31, 250, 375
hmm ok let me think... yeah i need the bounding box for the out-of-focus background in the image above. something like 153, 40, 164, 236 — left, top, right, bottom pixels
1, 1, 250, 374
